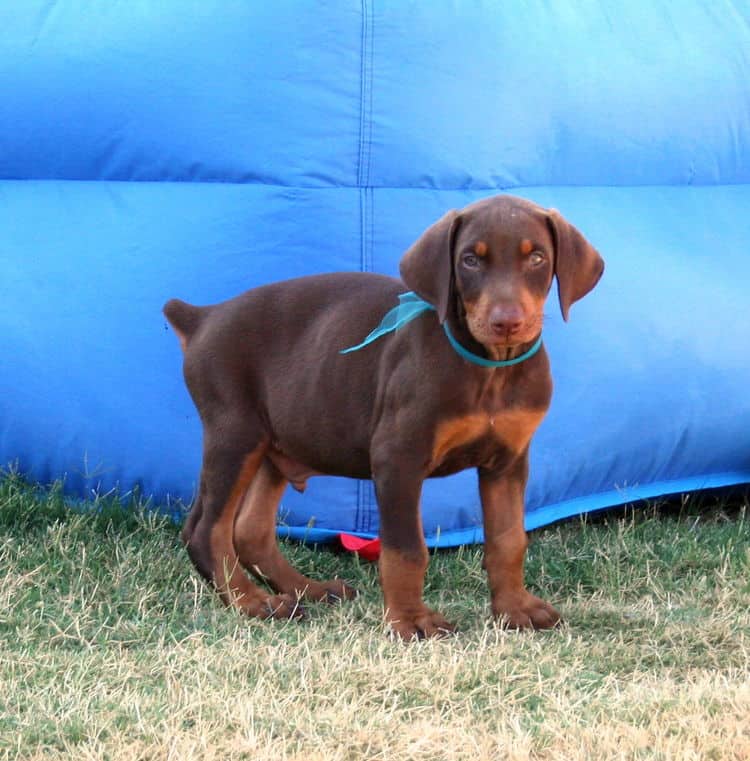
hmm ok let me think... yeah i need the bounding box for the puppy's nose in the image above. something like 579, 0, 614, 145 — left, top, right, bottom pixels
489, 305, 524, 335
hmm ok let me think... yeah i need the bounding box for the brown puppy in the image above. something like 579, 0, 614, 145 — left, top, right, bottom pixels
164, 194, 603, 639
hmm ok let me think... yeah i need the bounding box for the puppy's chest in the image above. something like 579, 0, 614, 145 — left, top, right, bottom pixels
429, 406, 546, 476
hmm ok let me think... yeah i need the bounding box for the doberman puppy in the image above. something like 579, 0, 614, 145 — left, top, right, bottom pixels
164, 194, 604, 640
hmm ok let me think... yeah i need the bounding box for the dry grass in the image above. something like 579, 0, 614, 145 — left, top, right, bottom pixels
1, 472, 749, 760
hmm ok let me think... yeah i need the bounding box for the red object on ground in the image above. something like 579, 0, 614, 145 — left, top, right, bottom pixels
339, 533, 381, 561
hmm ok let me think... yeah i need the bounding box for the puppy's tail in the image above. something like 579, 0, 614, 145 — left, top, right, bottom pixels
163, 298, 205, 352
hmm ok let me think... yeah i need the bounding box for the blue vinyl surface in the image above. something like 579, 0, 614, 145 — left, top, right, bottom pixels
2, 2, 749, 545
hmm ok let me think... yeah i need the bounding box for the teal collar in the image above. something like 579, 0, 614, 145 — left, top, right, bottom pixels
442, 322, 543, 367
340, 291, 543, 368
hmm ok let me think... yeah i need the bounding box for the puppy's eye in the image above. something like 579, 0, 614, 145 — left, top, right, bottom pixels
462, 253, 481, 269
529, 251, 546, 266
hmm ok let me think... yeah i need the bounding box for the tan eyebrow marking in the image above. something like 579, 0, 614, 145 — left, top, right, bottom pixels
474, 241, 488, 257
520, 239, 534, 255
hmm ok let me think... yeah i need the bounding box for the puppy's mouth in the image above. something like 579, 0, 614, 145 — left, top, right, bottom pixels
466, 316, 542, 353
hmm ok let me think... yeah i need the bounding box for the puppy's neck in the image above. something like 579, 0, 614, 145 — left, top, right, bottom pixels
485, 339, 540, 363
447, 309, 537, 365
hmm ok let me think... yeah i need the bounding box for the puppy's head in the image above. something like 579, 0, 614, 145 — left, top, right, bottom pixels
399, 195, 604, 351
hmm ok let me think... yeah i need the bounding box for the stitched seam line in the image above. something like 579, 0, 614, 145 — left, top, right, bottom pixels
368, 481, 376, 534
365, 480, 373, 535
362, 480, 369, 534
358, 0, 374, 273
356, 480, 365, 536
357, 0, 372, 188
6, 178, 744, 190
356, 0, 374, 532
364, 0, 374, 188
360, 186, 372, 272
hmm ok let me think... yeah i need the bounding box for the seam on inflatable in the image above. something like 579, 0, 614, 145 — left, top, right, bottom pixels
357, 0, 373, 188
355, 0, 374, 532
355, 480, 368, 535
366, 479, 376, 533
366, 3, 374, 186
359, 187, 373, 272
3, 179, 747, 191
356, 0, 365, 184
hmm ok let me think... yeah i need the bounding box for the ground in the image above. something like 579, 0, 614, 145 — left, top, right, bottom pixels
1, 471, 748, 760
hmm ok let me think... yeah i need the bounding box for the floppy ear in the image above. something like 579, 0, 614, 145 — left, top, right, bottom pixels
547, 209, 605, 321
399, 209, 460, 324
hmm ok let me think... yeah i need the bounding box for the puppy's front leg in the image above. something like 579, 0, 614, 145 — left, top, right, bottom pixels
372, 449, 455, 640
479, 454, 561, 629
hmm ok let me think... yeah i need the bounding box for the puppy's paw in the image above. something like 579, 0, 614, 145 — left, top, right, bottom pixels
308, 578, 358, 603
246, 593, 305, 621
285, 578, 358, 603
321, 579, 359, 604
492, 592, 561, 630
386, 605, 456, 641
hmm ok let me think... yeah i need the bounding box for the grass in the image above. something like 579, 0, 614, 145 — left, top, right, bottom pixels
0, 469, 749, 760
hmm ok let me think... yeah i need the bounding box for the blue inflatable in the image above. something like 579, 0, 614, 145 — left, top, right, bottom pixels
2, 3, 749, 546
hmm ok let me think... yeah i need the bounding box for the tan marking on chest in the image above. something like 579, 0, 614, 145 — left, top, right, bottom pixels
431, 414, 489, 464
431, 409, 547, 465
496, 407, 547, 451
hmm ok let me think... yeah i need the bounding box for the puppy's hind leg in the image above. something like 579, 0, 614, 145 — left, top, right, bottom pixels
234, 458, 357, 603
180, 490, 203, 546
186, 427, 304, 620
